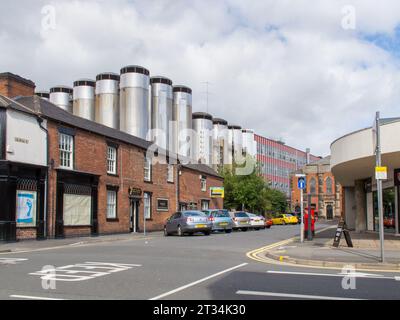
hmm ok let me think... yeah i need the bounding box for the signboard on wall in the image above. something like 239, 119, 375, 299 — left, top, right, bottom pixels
16, 191, 37, 227
157, 199, 169, 211
210, 187, 225, 198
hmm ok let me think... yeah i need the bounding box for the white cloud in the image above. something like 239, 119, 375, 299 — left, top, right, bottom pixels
1, 0, 400, 156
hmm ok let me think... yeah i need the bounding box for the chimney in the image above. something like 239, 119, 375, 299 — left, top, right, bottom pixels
0, 72, 36, 98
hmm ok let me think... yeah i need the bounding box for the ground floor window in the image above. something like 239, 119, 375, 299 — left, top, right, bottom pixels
16, 190, 37, 227
201, 200, 210, 211
63, 184, 92, 226
144, 192, 152, 220
107, 189, 117, 219
373, 187, 396, 232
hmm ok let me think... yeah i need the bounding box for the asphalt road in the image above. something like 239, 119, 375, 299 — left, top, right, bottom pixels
1, 222, 400, 300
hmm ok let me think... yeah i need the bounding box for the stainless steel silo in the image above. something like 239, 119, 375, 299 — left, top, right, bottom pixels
150, 77, 173, 150
228, 125, 242, 165
192, 112, 213, 165
35, 91, 50, 100
119, 65, 150, 140
49, 86, 73, 112
172, 86, 192, 158
242, 129, 256, 158
95, 73, 120, 129
73, 79, 95, 121
212, 118, 228, 169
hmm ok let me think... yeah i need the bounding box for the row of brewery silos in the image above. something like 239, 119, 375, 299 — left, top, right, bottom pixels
35, 64, 255, 167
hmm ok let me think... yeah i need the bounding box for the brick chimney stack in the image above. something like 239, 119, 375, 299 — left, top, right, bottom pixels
0, 72, 36, 98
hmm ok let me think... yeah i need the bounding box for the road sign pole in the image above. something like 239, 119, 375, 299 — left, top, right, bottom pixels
300, 188, 304, 243
375, 111, 385, 263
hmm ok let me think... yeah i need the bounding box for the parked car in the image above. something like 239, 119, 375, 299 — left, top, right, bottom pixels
271, 213, 299, 225
292, 212, 302, 224
229, 211, 251, 231
202, 209, 233, 233
164, 211, 212, 236
384, 216, 395, 229
248, 213, 265, 230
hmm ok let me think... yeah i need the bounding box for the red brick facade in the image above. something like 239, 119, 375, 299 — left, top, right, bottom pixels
0, 73, 35, 98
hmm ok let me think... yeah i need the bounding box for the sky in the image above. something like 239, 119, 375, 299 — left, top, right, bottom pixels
1, 0, 400, 156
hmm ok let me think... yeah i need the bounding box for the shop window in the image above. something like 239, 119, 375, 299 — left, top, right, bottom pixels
107, 146, 117, 175
59, 133, 74, 169
63, 184, 91, 226
144, 192, 152, 220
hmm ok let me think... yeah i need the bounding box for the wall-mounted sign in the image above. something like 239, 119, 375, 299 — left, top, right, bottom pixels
157, 199, 169, 211
15, 137, 29, 144
210, 187, 225, 198
16, 191, 37, 227
129, 187, 142, 197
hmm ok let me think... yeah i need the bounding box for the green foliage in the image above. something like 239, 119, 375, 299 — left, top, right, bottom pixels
221, 162, 288, 215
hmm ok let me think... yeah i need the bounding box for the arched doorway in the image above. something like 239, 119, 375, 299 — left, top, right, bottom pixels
326, 205, 333, 220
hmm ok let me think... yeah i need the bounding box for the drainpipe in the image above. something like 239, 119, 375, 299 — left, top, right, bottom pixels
176, 164, 181, 211
37, 116, 49, 239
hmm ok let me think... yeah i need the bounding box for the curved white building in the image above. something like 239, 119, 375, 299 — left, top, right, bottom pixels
331, 118, 400, 233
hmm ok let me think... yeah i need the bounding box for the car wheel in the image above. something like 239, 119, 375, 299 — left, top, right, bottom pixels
282, 221, 286, 225
177, 225, 183, 237
266, 226, 271, 229
204, 230, 211, 236
225, 229, 232, 234
254, 228, 260, 231
241, 228, 248, 232
164, 227, 170, 237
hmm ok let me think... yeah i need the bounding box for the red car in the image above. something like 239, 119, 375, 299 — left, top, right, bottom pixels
265, 218, 273, 229
384, 216, 395, 228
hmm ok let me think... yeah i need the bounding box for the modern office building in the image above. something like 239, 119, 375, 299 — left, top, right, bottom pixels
255, 134, 320, 197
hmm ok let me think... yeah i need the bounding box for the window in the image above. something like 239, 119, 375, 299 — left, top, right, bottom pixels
59, 133, 74, 169
144, 192, 151, 220
157, 198, 169, 211
144, 157, 152, 182
201, 175, 207, 192
326, 177, 333, 194
201, 200, 210, 210
310, 177, 317, 194
107, 146, 117, 175
167, 164, 174, 183
107, 189, 117, 219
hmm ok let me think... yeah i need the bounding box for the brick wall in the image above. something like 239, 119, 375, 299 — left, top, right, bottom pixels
0, 73, 35, 98
179, 167, 224, 210
16, 228, 37, 240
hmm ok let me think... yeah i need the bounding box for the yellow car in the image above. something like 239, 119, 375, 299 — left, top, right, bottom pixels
272, 214, 299, 225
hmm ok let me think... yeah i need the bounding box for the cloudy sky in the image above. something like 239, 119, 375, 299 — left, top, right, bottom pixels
2, 0, 400, 156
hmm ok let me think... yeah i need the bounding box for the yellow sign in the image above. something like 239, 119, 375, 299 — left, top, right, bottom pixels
210, 187, 225, 199
375, 166, 387, 180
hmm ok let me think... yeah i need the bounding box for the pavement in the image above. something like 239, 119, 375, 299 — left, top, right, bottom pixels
261, 224, 400, 270
2, 221, 400, 300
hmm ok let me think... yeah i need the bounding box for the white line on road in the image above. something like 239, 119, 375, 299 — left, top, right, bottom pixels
10, 295, 65, 300
149, 263, 248, 300
266, 270, 393, 280
236, 290, 364, 300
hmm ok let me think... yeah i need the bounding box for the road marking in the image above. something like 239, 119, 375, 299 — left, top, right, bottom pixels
236, 290, 364, 300
30, 261, 141, 282
149, 263, 248, 300
266, 270, 392, 280
0, 258, 28, 265
10, 295, 65, 300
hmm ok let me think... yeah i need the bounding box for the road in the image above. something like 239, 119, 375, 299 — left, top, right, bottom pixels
1, 222, 400, 300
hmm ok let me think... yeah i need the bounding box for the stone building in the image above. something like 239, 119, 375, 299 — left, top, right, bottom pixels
291, 156, 342, 220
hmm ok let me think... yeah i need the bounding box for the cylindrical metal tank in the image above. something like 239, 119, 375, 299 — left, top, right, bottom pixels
95, 73, 120, 129
35, 91, 50, 100
73, 79, 95, 121
119, 65, 150, 140
49, 86, 73, 112
242, 129, 256, 158
192, 112, 213, 165
228, 124, 242, 165
150, 77, 173, 150
212, 118, 228, 168
172, 86, 192, 158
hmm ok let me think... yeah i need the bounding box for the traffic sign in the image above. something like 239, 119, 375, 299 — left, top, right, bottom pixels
298, 177, 306, 190
375, 166, 387, 180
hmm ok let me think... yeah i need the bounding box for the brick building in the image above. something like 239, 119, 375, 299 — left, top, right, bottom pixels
290, 156, 342, 220
0, 73, 224, 242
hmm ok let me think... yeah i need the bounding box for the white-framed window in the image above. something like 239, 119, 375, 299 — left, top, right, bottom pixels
201, 175, 207, 192
167, 164, 174, 183
59, 133, 74, 169
144, 192, 151, 220
144, 157, 152, 182
106, 189, 117, 219
107, 146, 117, 175
201, 200, 210, 211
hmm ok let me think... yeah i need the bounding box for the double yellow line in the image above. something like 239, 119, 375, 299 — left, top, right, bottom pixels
246, 237, 296, 263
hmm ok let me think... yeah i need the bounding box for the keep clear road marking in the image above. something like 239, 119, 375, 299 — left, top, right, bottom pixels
236, 290, 364, 300
266, 270, 396, 280
149, 263, 248, 301
10, 295, 65, 301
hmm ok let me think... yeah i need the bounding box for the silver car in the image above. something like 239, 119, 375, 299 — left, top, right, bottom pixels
164, 211, 212, 236
229, 211, 251, 231
202, 209, 233, 233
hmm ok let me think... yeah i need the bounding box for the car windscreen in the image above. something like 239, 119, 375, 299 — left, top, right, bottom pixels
235, 212, 248, 218
215, 211, 230, 218
183, 212, 205, 217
